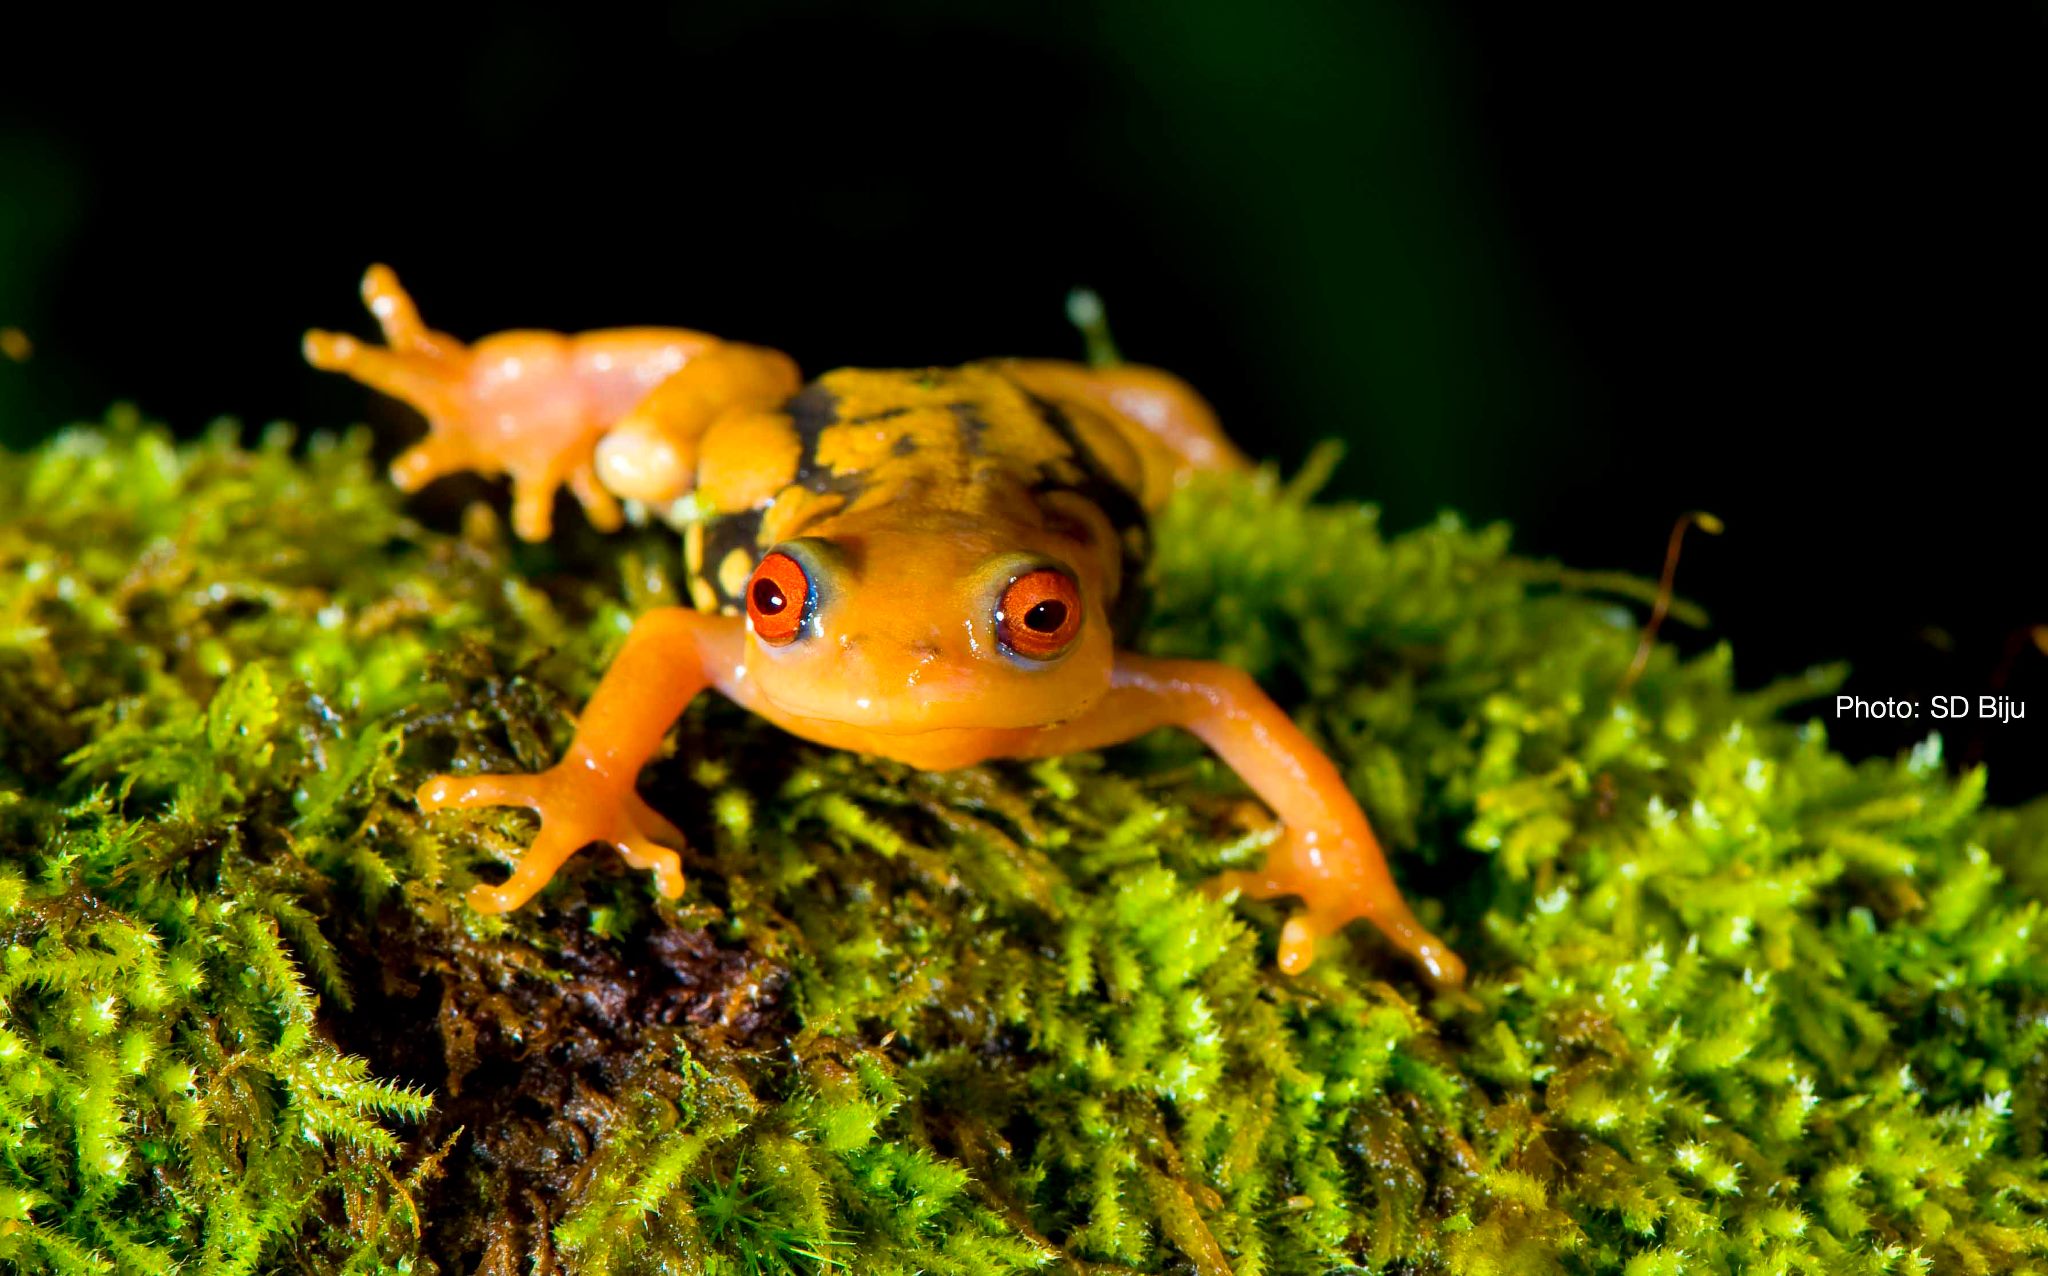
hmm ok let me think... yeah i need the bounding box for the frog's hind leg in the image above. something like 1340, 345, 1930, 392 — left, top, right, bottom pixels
994, 359, 1250, 508
591, 342, 803, 508
310, 265, 768, 540
308, 264, 617, 540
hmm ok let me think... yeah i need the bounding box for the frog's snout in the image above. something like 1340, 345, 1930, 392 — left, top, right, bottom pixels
833, 630, 954, 685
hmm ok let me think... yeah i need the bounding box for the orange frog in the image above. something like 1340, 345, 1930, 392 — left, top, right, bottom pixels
307, 267, 1463, 985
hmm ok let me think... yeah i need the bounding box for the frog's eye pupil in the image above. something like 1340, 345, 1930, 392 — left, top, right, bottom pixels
1024, 600, 1067, 633
997, 569, 1082, 661
747, 551, 811, 646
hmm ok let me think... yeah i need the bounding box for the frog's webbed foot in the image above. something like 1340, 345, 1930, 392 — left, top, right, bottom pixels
418, 759, 687, 913
307, 265, 473, 478
306, 264, 622, 541
417, 607, 738, 915
1211, 825, 1464, 986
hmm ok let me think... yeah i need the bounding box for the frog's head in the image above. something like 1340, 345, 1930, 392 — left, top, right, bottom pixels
735, 503, 1120, 734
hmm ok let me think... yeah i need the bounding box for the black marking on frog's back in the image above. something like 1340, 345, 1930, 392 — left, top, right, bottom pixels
1025, 393, 1151, 640
688, 367, 1152, 637
786, 384, 862, 497
947, 401, 991, 456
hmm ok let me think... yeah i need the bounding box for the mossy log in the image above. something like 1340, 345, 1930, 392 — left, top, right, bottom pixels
2, 412, 2044, 1274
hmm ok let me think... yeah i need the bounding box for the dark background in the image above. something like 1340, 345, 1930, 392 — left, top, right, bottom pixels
3, 2, 2042, 797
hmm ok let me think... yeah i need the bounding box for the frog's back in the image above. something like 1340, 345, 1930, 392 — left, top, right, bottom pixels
682, 365, 1150, 627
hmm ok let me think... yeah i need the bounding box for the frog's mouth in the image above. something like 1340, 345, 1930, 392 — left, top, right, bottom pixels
753, 687, 1075, 737
735, 624, 1113, 737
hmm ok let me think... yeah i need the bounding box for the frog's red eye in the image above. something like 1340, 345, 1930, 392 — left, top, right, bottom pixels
997, 569, 1083, 661
746, 552, 811, 646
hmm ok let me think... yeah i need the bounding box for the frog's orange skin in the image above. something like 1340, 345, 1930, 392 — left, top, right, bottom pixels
310, 267, 1463, 986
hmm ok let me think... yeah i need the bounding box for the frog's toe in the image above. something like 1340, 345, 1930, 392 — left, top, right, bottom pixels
301, 328, 358, 371
465, 819, 591, 914
507, 470, 567, 542
417, 771, 542, 814
391, 435, 477, 492
1276, 913, 1319, 975
415, 774, 512, 815
422, 768, 692, 911
566, 461, 625, 533
624, 790, 686, 847
1205, 867, 1281, 902
1381, 917, 1466, 987
1206, 846, 1465, 986
1202, 870, 1322, 972
613, 836, 686, 900
618, 793, 689, 899
360, 263, 441, 354
305, 326, 467, 420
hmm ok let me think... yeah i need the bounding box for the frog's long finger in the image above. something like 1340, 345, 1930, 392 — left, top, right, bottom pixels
623, 790, 686, 848
566, 460, 625, 533
1276, 914, 1318, 976
390, 436, 479, 492
361, 263, 447, 356
1352, 904, 1467, 987
507, 471, 564, 542
466, 822, 590, 914
304, 329, 465, 423
416, 772, 545, 815
1207, 867, 1288, 902
612, 835, 686, 901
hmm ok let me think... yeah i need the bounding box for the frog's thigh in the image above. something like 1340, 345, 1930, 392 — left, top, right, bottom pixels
996, 359, 1250, 492
596, 344, 803, 505
696, 409, 803, 512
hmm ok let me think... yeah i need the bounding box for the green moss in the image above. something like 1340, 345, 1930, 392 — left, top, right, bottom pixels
2, 409, 2044, 1274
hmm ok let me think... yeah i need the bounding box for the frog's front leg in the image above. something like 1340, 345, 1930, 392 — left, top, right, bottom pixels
418, 607, 746, 913
1022, 654, 1465, 987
